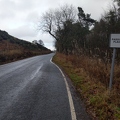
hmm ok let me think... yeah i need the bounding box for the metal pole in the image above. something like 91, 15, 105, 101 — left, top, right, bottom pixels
109, 48, 116, 91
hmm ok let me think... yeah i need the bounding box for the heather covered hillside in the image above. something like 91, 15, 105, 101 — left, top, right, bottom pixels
0, 30, 51, 64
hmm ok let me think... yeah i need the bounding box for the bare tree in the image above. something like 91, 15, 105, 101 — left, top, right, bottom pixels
39, 4, 77, 41
60, 4, 76, 23
38, 40, 44, 46
32, 40, 38, 44
40, 10, 57, 39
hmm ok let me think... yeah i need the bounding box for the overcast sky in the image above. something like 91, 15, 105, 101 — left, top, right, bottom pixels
0, 0, 113, 50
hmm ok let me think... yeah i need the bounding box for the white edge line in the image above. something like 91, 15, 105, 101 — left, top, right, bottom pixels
50, 58, 77, 120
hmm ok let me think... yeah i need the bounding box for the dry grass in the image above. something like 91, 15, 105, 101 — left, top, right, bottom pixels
53, 52, 120, 120
0, 40, 52, 64
0, 49, 51, 64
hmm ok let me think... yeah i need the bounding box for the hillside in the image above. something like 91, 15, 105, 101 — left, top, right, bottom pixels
0, 30, 51, 64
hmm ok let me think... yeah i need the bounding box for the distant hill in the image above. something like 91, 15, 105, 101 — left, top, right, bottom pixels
0, 30, 51, 64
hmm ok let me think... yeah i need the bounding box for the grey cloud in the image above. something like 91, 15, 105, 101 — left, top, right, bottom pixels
0, 0, 16, 19
25, 11, 40, 23
9, 24, 37, 39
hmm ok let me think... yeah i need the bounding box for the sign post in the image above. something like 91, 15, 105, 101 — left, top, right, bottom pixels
109, 48, 116, 90
109, 34, 120, 91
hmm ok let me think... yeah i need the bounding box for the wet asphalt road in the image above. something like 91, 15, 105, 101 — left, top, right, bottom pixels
0, 53, 90, 120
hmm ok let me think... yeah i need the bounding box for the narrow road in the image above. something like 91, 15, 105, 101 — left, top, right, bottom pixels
0, 53, 90, 120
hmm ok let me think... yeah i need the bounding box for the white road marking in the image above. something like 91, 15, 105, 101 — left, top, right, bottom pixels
31, 64, 43, 80
50, 58, 77, 120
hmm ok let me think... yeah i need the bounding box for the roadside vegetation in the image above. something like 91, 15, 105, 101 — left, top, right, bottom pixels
0, 30, 51, 64
40, 0, 120, 119
53, 53, 120, 120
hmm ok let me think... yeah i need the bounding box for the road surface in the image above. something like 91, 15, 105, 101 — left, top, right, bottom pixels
0, 53, 90, 120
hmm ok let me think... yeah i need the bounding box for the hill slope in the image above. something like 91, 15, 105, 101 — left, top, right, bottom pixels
0, 30, 51, 64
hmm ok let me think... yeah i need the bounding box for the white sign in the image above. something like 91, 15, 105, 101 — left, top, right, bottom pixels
110, 34, 120, 48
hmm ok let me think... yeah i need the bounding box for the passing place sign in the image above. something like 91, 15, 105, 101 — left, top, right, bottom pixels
110, 34, 120, 48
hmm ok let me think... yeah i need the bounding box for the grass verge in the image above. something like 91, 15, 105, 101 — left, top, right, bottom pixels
52, 52, 120, 120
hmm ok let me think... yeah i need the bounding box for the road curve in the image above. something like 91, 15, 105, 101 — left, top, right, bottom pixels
0, 53, 90, 120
